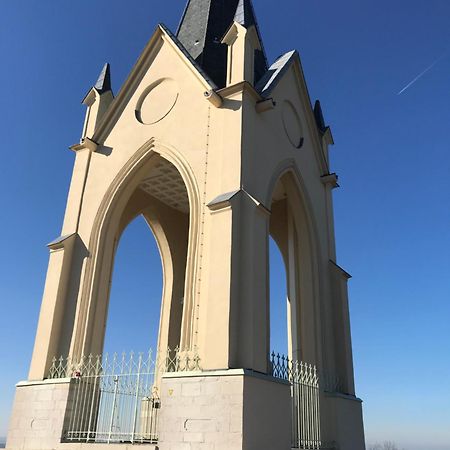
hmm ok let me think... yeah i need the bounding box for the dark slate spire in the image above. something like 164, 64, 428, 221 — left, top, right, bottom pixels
177, 0, 266, 88
94, 63, 112, 94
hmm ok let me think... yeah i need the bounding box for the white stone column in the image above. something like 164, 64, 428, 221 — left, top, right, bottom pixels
201, 190, 270, 373
29, 235, 77, 380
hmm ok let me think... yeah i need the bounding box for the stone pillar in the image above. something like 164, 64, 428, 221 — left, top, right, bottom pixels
157, 370, 291, 450
28, 235, 77, 381
330, 262, 356, 396
202, 190, 270, 373
229, 191, 271, 373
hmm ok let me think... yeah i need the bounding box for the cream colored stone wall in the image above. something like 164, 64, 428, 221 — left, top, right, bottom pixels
27, 23, 352, 380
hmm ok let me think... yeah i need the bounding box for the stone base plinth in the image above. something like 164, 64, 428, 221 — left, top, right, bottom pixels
6, 379, 72, 450
158, 369, 292, 450
6, 379, 159, 450
321, 392, 366, 450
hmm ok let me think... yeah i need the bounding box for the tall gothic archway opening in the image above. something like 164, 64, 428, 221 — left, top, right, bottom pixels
55, 153, 197, 444
270, 172, 297, 362
102, 215, 163, 355
269, 236, 289, 357
85, 152, 196, 360
269, 170, 319, 365
268, 170, 323, 449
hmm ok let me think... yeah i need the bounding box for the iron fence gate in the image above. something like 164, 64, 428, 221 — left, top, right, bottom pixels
48, 349, 322, 447
48, 348, 200, 444
270, 352, 321, 449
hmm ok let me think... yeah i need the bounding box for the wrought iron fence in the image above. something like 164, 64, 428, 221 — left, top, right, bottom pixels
48, 347, 201, 444
270, 352, 321, 450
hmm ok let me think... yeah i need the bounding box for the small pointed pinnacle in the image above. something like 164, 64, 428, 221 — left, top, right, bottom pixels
234, 0, 257, 28
94, 63, 111, 94
314, 100, 327, 133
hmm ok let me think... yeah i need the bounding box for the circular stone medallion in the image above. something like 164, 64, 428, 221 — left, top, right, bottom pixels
136, 79, 179, 125
282, 101, 303, 148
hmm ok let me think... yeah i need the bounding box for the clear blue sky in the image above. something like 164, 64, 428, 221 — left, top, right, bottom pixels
1, 1, 449, 449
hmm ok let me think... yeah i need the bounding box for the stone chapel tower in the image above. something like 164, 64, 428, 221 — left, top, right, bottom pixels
6, 1, 366, 449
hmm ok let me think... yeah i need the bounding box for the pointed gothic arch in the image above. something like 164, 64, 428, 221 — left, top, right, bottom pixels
69, 139, 201, 361
268, 165, 323, 367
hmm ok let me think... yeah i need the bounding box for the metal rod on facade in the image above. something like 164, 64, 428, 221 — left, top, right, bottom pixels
108, 376, 119, 444
86, 356, 100, 442
131, 353, 143, 443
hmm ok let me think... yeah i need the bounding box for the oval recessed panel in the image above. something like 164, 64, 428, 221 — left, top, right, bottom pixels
282, 101, 303, 148
136, 79, 179, 125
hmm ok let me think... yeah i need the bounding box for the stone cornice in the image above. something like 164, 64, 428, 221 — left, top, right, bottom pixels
330, 260, 352, 279
47, 233, 77, 252
217, 81, 263, 102
321, 173, 339, 189
69, 137, 98, 153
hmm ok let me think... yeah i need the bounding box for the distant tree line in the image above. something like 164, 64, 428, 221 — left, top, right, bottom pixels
368, 442, 405, 450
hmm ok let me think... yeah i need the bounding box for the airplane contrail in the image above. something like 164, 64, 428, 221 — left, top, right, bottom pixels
397, 53, 447, 95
